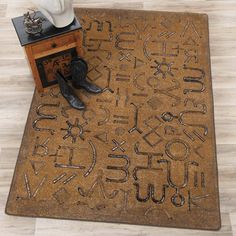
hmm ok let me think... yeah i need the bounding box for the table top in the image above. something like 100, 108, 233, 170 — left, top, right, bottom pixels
12, 11, 81, 46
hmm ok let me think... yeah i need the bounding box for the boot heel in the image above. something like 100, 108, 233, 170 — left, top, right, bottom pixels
56, 71, 86, 110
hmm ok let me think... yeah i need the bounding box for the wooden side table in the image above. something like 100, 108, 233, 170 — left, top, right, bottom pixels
12, 11, 83, 92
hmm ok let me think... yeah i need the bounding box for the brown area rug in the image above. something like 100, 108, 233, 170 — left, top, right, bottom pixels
6, 8, 220, 230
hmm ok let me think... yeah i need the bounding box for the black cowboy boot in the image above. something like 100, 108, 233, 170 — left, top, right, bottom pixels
71, 57, 102, 94
56, 71, 85, 110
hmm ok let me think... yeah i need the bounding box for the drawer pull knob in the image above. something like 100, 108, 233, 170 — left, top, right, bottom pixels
51, 43, 57, 48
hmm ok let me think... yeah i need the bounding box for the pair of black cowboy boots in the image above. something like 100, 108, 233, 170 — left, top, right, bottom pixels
56, 57, 102, 110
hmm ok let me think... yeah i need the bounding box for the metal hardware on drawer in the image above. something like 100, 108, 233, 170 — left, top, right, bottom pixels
51, 43, 57, 48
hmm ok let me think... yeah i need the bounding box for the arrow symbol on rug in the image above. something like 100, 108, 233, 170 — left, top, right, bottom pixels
134, 57, 146, 69
94, 132, 108, 144
183, 36, 199, 46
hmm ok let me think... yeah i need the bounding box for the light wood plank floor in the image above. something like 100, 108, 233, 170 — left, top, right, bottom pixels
0, 0, 236, 235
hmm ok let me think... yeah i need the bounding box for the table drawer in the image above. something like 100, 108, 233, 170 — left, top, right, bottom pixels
31, 33, 75, 55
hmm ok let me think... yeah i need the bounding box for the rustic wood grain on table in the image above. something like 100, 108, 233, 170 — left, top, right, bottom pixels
0, 0, 235, 235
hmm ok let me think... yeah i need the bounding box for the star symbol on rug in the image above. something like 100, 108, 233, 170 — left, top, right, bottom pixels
61, 118, 90, 143
151, 58, 178, 79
